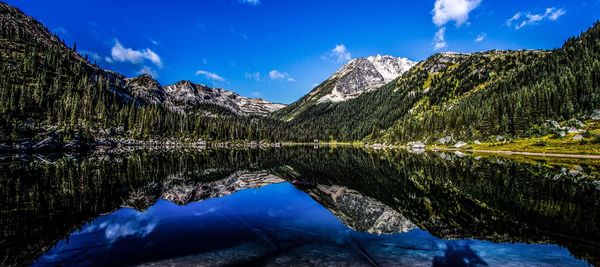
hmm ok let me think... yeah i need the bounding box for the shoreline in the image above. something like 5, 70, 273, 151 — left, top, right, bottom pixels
430, 147, 600, 159
4, 138, 600, 160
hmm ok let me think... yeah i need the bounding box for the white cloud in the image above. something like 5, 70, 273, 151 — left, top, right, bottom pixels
195, 70, 226, 82
507, 7, 566, 30
548, 8, 566, 21
432, 0, 482, 27
475, 32, 487, 42
245, 72, 261, 81
434, 27, 447, 50
110, 40, 162, 68
240, 0, 260, 5
137, 66, 158, 78
269, 70, 294, 82
251, 91, 262, 98
322, 44, 352, 63
431, 0, 481, 50
506, 12, 522, 26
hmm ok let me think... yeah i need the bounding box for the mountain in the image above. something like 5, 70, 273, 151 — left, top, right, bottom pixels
318, 55, 416, 103
273, 55, 415, 121
274, 21, 600, 143
0, 2, 285, 144
123, 74, 167, 105
273, 50, 545, 140
123, 75, 285, 116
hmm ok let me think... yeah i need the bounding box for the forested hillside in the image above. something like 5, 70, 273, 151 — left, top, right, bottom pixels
379, 23, 600, 143
277, 22, 600, 144
0, 3, 283, 145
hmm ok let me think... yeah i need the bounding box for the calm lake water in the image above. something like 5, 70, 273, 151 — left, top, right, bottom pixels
1, 147, 599, 266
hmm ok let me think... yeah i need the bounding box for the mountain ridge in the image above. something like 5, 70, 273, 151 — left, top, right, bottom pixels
273, 55, 416, 121
124, 74, 286, 116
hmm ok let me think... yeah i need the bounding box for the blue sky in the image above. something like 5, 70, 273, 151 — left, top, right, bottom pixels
5, 0, 600, 104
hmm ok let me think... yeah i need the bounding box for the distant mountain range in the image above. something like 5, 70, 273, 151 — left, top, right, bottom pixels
122, 74, 285, 116
1, 1, 600, 146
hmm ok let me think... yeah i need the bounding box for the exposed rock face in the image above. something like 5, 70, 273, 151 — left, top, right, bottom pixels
318, 55, 416, 103
163, 81, 244, 114
163, 81, 286, 116
408, 141, 426, 149
237, 97, 287, 117
454, 141, 467, 148
120, 76, 285, 116
307, 185, 415, 235
422, 52, 470, 73
123, 74, 166, 105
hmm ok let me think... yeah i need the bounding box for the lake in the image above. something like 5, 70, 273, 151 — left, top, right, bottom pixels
1, 147, 599, 266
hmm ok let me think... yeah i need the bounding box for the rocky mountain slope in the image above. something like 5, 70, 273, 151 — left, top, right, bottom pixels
124, 75, 285, 116
318, 55, 416, 103
273, 55, 415, 121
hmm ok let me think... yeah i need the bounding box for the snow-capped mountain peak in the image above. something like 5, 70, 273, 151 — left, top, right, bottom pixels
319, 55, 416, 103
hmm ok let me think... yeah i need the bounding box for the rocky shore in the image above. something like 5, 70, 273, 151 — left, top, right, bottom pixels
0, 132, 283, 154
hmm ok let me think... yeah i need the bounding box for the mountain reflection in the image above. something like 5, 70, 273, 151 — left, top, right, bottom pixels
1, 147, 599, 266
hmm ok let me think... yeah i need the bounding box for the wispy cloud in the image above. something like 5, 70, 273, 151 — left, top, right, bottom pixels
506, 7, 566, 30
432, 0, 482, 27
240, 0, 260, 5
245, 72, 261, 81
434, 27, 447, 50
269, 70, 295, 82
80, 50, 101, 61
137, 66, 158, 78
52, 26, 71, 39
322, 44, 352, 63
196, 70, 226, 82
110, 40, 162, 68
475, 32, 487, 42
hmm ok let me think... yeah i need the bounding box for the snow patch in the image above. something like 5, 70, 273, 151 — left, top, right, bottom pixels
317, 55, 416, 103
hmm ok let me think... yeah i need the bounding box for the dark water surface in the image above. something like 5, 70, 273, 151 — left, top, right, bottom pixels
1, 147, 599, 266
